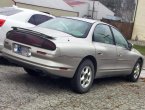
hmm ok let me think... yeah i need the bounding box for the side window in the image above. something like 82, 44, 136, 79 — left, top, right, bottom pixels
28, 15, 35, 25
93, 24, 114, 45
28, 14, 52, 25
112, 27, 128, 48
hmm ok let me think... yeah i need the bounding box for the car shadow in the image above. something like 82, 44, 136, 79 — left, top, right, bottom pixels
0, 57, 19, 66
93, 77, 126, 88
9, 73, 73, 94
94, 77, 125, 85
5, 71, 128, 94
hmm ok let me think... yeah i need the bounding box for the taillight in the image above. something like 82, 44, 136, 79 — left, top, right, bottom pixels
0, 19, 6, 27
42, 40, 56, 51
7, 31, 56, 51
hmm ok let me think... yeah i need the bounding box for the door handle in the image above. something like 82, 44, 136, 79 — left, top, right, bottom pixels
98, 52, 103, 55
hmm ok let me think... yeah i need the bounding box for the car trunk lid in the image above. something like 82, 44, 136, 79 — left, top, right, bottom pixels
6, 27, 57, 51
30, 26, 73, 38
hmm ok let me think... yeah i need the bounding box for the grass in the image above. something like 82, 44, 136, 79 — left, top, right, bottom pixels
133, 45, 145, 56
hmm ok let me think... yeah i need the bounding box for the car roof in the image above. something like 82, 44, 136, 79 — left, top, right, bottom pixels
64, 16, 101, 24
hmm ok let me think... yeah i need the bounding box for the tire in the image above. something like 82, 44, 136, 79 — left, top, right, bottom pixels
71, 59, 95, 94
24, 68, 45, 77
127, 60, 142, 82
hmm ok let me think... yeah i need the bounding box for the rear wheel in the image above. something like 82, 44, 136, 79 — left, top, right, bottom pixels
71, 59, 95, 94
127, 60, 142, 82
24, 68, 46, 77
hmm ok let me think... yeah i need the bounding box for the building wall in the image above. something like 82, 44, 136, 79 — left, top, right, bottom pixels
16, 3, 78, 17
0, 0, 14, 7
88, 1, 114, 20
72, 3, 89, 17
132, 0, 145, 41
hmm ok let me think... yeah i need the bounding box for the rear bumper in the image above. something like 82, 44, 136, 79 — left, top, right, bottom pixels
3, 53, 76, 78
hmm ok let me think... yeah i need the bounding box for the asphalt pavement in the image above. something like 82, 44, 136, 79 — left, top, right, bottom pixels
0, 57, 145, 110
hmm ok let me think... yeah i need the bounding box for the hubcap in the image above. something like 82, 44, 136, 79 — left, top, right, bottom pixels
80, 66, 92, 88
134, 63, 140, 79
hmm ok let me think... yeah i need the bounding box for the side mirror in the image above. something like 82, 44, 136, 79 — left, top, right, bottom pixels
128, 42, 133, 50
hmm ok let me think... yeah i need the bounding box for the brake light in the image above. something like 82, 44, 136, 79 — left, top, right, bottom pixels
0, 19, 6, 27
7, 31, 56, 51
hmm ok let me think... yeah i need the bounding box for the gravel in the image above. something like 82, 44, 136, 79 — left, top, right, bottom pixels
0, 58, 145, 110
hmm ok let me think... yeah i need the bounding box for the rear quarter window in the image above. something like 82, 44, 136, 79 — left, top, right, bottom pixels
0, 7, 22, 16
28, 14, 53, 25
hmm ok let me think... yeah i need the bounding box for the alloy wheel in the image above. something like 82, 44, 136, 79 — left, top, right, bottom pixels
80, 66, 92, 88
133, 63, 141, 79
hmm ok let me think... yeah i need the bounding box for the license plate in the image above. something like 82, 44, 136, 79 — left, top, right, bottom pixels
13, 44, 31, 57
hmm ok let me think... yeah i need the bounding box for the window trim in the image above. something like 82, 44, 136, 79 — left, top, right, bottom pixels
92, 23, 116, 45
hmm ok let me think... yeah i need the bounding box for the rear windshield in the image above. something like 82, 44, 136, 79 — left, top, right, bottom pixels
0, 7, 22, 16
39, 18, 92, 38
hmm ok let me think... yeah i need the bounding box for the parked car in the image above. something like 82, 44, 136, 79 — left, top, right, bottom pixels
0, 6, 55, 52
2, 17, 144, 93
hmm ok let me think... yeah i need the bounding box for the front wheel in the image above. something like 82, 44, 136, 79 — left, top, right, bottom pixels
127, 60, 142, 82
71, 59, 95, 94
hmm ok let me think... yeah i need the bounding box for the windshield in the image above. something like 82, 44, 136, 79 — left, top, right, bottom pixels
38, 18, 92, 38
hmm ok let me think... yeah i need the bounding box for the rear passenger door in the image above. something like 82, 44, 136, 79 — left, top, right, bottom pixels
92, 24, 117, 76
28, 14, 52, 25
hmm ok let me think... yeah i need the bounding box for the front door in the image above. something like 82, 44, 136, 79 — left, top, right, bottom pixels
111, 27, 134, 74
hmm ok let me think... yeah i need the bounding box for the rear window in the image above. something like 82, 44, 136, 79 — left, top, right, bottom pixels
39, 18, 92, 38
0, 7, 22, 16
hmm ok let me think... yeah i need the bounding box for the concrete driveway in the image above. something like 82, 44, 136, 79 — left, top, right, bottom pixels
140, 69, 145, 78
